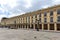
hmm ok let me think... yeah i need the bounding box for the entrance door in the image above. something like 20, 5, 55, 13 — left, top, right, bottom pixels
44, 24, 48, 30
35, 24, 37, 29
39, 24, 42, 29
57, 24, 60, 30
50, 24, 54, 30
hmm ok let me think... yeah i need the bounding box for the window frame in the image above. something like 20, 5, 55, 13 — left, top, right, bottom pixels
44, 12, 47, 17
50, 10, 53, 16
50, 17, 53, 22
57, 9, 60, 14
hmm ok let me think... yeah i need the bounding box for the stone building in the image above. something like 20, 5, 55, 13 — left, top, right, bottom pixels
1, 5, 60, 31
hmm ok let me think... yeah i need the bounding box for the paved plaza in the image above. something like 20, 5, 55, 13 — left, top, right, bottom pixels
0, 28, 60, 40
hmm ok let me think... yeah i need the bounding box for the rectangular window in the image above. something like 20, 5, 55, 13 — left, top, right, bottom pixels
57, 16, 60, 22
28, 17, 30, 23
44, 12, 47, 16
50, 11, 53, 16
57, 9, 60, 14
39, 13, 41, 17
44, 18, 47, 22
31, 16, 33, 23
39, 18, 41, 22
35, 15, 37, 18
50, 17, 53, 22
32, 16, 35, 23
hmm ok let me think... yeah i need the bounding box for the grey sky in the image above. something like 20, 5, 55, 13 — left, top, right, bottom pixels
0, 0, 60, 20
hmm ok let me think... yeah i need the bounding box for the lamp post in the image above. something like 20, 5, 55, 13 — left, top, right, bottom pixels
14, 21, 16, 29
36, 19, 40, 31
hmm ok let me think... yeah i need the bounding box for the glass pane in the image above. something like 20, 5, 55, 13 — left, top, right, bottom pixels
50, 11, 53, 16
50, 17, 53, 22
44, 18, 47, 22
44, 12, 47, 16
57, 16, 60, 22
57, 9, 60, 14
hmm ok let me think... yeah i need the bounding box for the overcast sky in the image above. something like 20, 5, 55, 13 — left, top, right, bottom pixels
0, 0, 60, 20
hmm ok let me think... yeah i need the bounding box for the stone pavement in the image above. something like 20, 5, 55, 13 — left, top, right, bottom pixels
0, 28, 60, 40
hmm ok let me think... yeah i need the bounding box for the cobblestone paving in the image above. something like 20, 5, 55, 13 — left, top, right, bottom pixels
0, 28, 60, 40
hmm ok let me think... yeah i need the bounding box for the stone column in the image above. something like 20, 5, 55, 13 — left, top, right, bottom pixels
22, 25, 23, 29
42, 24, 44, 30
24, 25, 26, 29
54, 23, 57, 31
27, 25, 28, 29
41, 13, 44, 31
33, 24, 35, 30
53, 10, 57, 31
30, 24, 31, 29
48, 23, 50, 30
20, 24, 21, 28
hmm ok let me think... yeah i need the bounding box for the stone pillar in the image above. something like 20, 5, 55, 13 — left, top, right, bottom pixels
22, 25, 23, 29
33, 24, 35, 30
24, 25, 26, 29
27, 25, 28, 29
41, 13, 44, 31
48, 23, 50, 30
54, 23, 57, 31
30, 24, 31, 29
42, 24, 44, 30
20, 24, 21, 28
17, 25, 18, 29
53, 10, 57, 31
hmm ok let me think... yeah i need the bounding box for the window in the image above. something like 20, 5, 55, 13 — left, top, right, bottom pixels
50, 11, 53, 16
44, 12, 47, 16
35, 15, 37, 18
33, 15, 37, 18
31, 16, 33, 23
50, 17, 53, 22
32, 16, 35, 23
44, 18, 47, 22
39, 13, 41, 17
57, 16, 60, 22
28, 17, 30, 23
57, 9, 60, 14
39, 18, 41, 22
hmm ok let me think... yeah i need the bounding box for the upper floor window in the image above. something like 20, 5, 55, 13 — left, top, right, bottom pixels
44, 12, 47, 16
35, 15, 37, 18
50, 17, 53, 22
57, 9, 60, 14
44, 18, 47, 22
39, 13, 41, 17
50, 11, 53, 16
57, 16, 60, 22
39, 18, 41, 22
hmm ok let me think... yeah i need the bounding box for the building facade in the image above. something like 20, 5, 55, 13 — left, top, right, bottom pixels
1, 5, 60, 31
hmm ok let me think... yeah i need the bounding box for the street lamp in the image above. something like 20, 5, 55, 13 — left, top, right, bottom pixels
36, 19, 40, 31
14, 21, 16, 29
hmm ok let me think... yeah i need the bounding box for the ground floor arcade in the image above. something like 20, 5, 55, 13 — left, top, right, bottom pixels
1, 23, 60, 31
